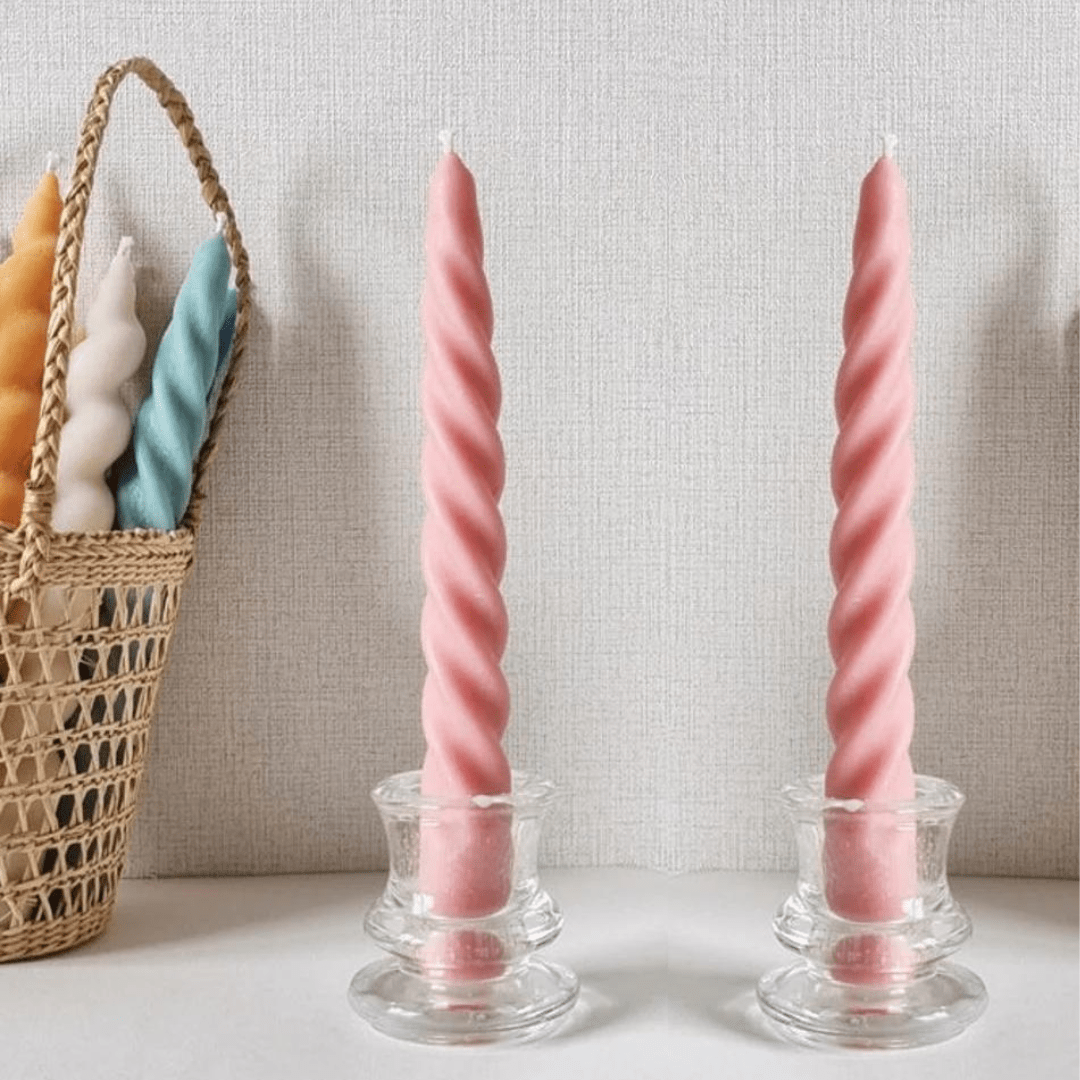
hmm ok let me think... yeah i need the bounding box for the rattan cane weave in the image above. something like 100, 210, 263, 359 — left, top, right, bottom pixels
0, 57, 250, 961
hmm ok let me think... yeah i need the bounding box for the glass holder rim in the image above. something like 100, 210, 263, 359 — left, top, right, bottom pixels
779, 772, 966, 818
370, 768, 556, 813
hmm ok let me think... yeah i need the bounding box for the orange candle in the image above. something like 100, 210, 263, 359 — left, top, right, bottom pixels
0, 164, 62, 927
0, 163, 62, 526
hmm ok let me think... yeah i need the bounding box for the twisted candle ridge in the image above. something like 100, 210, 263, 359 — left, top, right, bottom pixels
54, 238, 146, 532
115, 232, 232, 531
419, 153, 511, 799
0, 171, 61, 526
825, 156, 916, 803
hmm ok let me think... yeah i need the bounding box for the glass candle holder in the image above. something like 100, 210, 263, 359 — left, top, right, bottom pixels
756, 774, 987, 1049
348, 770, 579, 1045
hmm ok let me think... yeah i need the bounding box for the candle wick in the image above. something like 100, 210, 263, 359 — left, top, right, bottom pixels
214, 211, 227, 235
117, 236, 134, 260
882, 133, 898, 159
439, 128, 457, 156
45, 151, 60, 176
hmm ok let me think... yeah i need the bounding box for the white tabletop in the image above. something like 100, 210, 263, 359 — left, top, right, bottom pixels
0, 870, 1075, 1079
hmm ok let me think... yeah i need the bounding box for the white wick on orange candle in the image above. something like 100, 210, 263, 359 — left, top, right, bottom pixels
45, 151, 60, 176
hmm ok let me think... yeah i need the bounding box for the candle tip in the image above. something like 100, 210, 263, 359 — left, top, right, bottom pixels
439, 128, 457, 156
45, 151, 60, 176
882, 133, 898, 159
117, 235, 134, 259
214, 211, 227, 235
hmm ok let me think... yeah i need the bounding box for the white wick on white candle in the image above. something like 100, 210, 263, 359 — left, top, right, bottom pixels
117, 236, 134, 260
882, 133, 898, 159
439, 128, 457, 155
45, 152, 60, 175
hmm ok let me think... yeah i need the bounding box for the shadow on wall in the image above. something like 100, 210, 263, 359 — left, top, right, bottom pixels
916, 183, 1078, 876
137, 157, 424, 876
226, 157, 424, 870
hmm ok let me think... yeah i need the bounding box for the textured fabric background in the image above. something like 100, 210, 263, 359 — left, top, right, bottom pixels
0, 1, 1074, 877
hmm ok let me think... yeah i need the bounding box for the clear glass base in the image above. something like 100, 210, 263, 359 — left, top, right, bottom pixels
349, 771, 579, 1045
348, 956, 579, 1045
757, 959, 987, 1050
758, 774, 987, 1049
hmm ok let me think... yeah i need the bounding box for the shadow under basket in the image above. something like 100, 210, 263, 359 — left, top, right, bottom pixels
0, 56, 250, 962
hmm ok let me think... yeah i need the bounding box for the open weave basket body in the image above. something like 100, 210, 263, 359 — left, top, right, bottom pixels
0, 58, 250, 961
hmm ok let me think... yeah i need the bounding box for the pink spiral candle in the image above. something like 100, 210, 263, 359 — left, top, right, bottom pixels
418, 145, 513, 953
823, 142, 918, 944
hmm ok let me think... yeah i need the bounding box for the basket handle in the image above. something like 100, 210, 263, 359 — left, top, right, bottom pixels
12, 56, 252, 597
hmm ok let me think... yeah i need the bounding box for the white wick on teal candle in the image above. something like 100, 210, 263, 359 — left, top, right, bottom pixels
215, 211, 227, 234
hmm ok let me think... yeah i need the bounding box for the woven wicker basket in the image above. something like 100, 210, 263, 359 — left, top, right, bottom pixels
0, 57, 250, 961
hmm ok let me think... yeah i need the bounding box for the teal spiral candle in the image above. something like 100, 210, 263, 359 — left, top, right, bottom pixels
115, 230, 234, 530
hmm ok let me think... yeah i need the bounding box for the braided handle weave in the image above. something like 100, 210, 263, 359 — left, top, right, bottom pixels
13, 56, 251, 597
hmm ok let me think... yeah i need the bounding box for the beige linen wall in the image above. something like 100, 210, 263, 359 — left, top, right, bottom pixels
0, 1, 1074, 877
